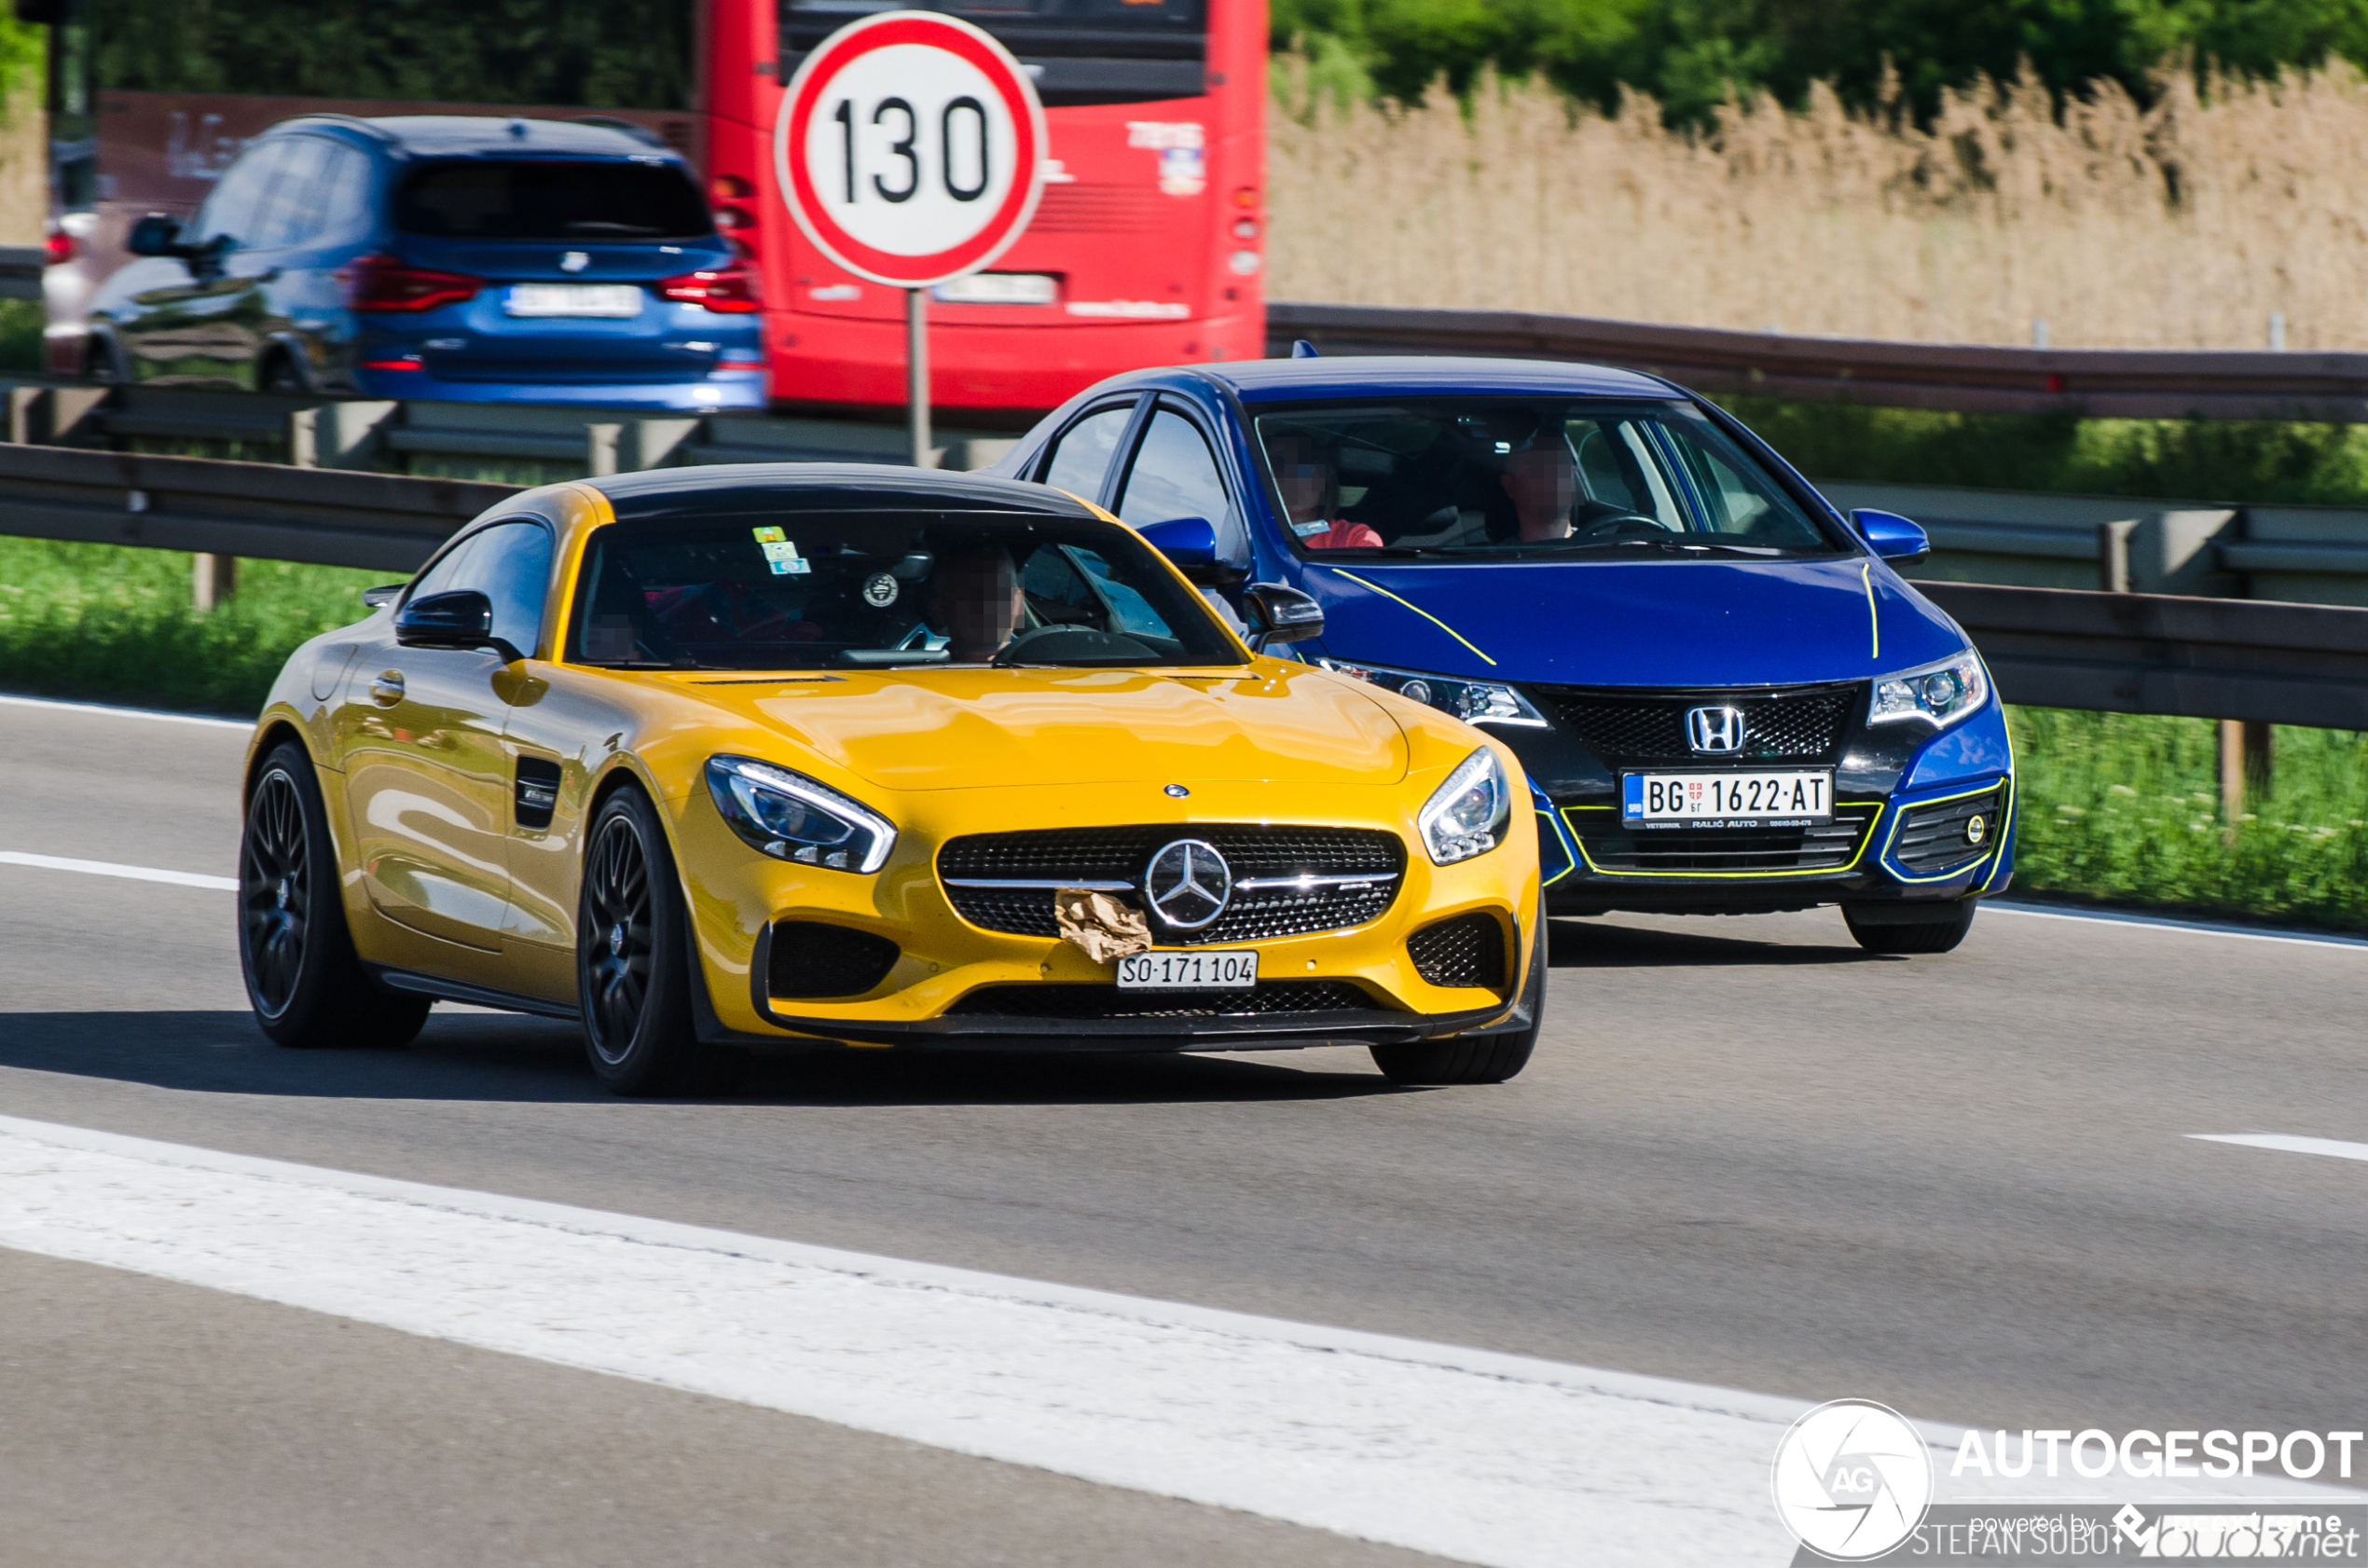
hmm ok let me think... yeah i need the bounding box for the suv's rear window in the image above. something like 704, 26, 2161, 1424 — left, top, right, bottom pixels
394, 159, 711, 241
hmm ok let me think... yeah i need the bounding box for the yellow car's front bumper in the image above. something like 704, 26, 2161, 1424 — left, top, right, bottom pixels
671, 777, 1543, 1052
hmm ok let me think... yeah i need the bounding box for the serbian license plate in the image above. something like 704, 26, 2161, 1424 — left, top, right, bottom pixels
503, 283, 644, 318
1624, 770, 1833, 823
1116, 951, 1260, 990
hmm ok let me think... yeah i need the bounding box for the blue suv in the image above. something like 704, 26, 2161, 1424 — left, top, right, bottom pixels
87, 116, 764, 410
1001, 357, 2016, 955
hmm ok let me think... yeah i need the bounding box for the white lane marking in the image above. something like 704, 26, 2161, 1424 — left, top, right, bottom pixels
2190, 1133, 2368, 1163
0, 692, 253, 731
0, 852, 237, 891
0, 1113, 1807, 1567
1987, 901, 2368, 952
0, 1118, 2338, 1566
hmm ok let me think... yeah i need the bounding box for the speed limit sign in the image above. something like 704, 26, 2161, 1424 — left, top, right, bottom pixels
774, 10, 1048, 290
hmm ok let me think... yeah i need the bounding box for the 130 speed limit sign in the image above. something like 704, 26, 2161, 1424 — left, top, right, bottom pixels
774, 10, 1048, 289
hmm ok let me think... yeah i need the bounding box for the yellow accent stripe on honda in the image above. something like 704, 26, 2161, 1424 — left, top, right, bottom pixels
1862, 563, 1879, 661
1327, 570, 1497, 667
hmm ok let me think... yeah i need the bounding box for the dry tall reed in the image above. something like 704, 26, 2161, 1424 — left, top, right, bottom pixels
1268, 62, 2368, 351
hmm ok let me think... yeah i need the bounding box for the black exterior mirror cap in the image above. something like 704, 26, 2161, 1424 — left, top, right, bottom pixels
1242, 581, 1325, 645
394, 589, 525, 661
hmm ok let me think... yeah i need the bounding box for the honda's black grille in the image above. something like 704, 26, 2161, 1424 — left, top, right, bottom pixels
1537, 684, 1860, 765
769, 920, 902, 999
938, 826, 1405, 946
1407, 913, 1507, 989
1571, 804, 1879, 873
1893, 787, 2005, 873
945, 981, 1377, 1021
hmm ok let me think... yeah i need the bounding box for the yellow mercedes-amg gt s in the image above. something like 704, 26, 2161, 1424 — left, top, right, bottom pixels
239, 466, 1543, 1094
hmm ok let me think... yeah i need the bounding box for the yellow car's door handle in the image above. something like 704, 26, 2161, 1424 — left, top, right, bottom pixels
369, 670, 406, 706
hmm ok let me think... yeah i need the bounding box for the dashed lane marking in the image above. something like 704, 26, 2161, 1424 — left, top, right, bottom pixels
2189, 1133, 2368, 1164
0, 852, 237, 891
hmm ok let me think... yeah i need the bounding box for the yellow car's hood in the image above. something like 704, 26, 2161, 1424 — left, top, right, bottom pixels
691, 664, 1410, 791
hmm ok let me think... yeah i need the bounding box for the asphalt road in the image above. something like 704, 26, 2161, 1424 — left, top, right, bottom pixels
5, 694, 2367, 1564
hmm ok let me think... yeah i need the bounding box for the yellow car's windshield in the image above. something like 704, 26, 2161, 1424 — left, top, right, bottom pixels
570, 509, 1246, 671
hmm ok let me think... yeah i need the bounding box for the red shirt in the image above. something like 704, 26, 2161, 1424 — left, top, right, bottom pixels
1298, 519, 1383, 550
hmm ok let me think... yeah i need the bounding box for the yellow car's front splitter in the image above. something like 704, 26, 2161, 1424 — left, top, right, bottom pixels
670, 777, 1544, 1054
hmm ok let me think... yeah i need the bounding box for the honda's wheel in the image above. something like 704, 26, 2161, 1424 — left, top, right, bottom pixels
1842, 900, 1977, 954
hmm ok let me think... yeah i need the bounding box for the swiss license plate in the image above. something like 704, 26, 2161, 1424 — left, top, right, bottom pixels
1624, 770, 1833, 823
1116, 951, 1260, 990
503, 283, 644, 318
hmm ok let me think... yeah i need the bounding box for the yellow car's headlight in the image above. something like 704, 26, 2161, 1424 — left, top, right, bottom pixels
706, 755, 897, 873
1418, 746, 1511, 866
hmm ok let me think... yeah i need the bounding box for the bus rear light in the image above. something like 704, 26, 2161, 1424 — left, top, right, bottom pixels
42, 230, 75, 265
1232, 186, 1259, 208
1228, 249, 1262, 276
658, 262, 763, 312
341, 254, 482, 312
711, 173, 754, 199
713, 205, 755, 231
1232, 218, 1257, 240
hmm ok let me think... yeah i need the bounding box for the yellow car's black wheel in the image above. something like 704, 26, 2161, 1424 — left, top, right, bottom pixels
578, 788, 721, 1096
1370, 904, 1546, 1086
238, 742, 430, 1050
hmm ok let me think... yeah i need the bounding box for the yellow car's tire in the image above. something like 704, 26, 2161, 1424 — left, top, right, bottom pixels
238, 742, 431, 1050
577, 786, 725, 1096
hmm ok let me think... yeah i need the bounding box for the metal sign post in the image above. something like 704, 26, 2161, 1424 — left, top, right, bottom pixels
773, 10, 1046, 470
907, 286, 929, 467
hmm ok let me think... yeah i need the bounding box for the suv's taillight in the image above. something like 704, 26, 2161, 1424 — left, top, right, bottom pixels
42, 230, 75, 265
657, 262, 762, 313
340, 254, 482, 312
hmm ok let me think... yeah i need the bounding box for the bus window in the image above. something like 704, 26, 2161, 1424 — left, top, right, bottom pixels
781, 0, 1206, 107
1039, 403, 1136, 503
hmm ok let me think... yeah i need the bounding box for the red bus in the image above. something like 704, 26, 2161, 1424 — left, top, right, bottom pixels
30, 0, 1266, 414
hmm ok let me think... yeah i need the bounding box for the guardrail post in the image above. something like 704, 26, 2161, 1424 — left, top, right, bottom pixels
192, 550, 236, 613
2098, 519, 2137, 593
2219, 719, 2272, 832
620, 418, 701, 472
287, 408, 319, 470
585, 422, 621, 478
3, 386, 109, 447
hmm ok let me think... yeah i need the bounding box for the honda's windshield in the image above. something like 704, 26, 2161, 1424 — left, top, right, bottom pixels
571, 510, 1244, 670
1251, 399, 1842, 557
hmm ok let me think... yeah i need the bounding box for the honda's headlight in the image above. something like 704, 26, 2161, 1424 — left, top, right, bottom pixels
1869, 649, 1989, 729
705, 756, 897, 873
1418, 747, 1512, 865
1318, 658, 1548, 728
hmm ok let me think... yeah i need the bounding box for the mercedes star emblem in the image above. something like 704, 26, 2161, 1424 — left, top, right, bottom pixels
1144, 838, 1231, 930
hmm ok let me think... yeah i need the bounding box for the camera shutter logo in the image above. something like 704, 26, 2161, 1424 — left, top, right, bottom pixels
1769, 1399, 1934, 1561
1686, 705, 1748, 754
1144, 839, 1230, 930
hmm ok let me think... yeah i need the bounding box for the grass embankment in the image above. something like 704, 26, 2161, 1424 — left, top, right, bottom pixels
0, 536, 383, 715
4, 538, 2363, 930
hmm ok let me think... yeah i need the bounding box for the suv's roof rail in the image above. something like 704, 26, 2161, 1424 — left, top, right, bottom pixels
275, 113, 400, 144
568, 116, 670, 150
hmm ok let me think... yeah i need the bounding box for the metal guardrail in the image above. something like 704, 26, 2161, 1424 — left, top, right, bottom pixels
0, 444, 516, 572
1, 443, 2361, 730
1922, 583, 2368, 732
0, 247, 40, 304
1269, 301, 2368, 422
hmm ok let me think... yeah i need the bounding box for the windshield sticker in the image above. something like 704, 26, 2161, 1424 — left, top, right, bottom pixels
751, 526, 786, 543
761, 539, 810, 576
861, 572, 900, 608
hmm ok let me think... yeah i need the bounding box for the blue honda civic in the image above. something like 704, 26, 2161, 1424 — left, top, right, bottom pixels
998, 356, 2014, 953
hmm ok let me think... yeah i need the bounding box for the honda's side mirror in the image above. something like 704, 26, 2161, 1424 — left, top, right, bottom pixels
394, 589, 523, 661
1852, 508, 1930, 565
127, 214, 185, 258
1241, 581, 1325, 650
1141, 515, 1216, 566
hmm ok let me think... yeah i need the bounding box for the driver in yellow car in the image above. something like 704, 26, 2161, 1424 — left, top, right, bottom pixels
929, 543, 1026, 662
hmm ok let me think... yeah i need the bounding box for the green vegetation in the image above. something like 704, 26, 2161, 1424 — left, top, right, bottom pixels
0, 298, 41, 374
2011, 708, 2368, 931
0, 537, 381, 717
1719, 398, 2368, 504
1273, 0, 2368, 126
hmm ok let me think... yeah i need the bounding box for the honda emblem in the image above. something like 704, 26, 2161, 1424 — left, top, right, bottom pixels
1685, 706, 1748, 754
